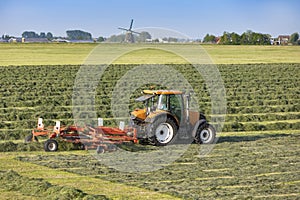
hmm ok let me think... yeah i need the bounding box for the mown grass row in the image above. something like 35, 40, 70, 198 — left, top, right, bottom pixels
17, 133, 300, 199
0, 170, 108, 200
0, 63, 299, 139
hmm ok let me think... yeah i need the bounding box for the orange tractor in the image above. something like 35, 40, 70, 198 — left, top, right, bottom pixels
130, 90, 216, 146
26, 90, 216, 152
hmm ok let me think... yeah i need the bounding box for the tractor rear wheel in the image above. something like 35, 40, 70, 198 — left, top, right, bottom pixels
44, 139, 58, 152
148, 117, 177, 146
195, 123, 216, 144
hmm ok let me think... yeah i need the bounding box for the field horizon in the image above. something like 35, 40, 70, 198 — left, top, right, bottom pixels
0, 43, 300, 66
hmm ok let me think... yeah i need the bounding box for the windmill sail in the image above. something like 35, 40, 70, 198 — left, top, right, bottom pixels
118, 19, 140, 43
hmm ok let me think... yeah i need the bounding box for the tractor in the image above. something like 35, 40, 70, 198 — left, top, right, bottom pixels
130, 90, 216, 146
27, 89, 216, 152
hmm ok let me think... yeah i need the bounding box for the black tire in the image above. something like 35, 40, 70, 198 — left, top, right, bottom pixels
24, 134, 33, 143
24, 134, 39, 143
148, 117, 178, 146
96, 146, 105, 154
195, 123, 216, 144
79, 143, 85, 150
107, 144, 117, 152
44, 139, 58, 152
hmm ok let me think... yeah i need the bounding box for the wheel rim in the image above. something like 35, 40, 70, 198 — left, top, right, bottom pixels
200, 128, 212, 142
155, 123, 174, 144
48, 142, 57, 151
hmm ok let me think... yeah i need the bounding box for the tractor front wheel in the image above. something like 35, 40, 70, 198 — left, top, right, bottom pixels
44, 139, 58, 152
149, 117, 177, 146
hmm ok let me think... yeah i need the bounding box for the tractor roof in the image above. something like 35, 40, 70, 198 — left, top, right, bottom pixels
143, 90, 183, 95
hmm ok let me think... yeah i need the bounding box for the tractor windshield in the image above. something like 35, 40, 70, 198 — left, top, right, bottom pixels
135, 95, 154, 102
135, 94, 158, 113
157, 95, 168, 110
157, 94, 183, 121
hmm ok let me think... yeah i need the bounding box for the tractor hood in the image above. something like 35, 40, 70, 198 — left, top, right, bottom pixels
131, 108, 147, 120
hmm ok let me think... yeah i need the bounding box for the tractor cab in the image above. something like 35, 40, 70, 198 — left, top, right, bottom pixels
131, 90, 184, 124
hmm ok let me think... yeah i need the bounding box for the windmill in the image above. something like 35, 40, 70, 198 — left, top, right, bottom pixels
118, 19, 140, 43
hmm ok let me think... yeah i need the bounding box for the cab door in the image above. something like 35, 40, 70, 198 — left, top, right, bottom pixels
169, 94, 184, 123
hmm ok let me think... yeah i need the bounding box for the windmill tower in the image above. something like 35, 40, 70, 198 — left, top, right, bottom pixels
118, 19, 140, 43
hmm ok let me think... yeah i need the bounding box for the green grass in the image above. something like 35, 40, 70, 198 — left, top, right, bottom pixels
0, 43, 299, 66
1, 133, 298, 199
0, 151, 178, 200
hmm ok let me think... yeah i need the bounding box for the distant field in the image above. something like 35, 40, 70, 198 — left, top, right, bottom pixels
0, 43, 299, 66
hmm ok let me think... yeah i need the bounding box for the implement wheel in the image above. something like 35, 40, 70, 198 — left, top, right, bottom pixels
24, 134, 39, 143
44, 139, 58, 152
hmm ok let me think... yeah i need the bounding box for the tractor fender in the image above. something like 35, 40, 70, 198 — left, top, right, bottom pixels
191, 119, 207, 138
144, 112, 179, 138
145, 112, 179, 126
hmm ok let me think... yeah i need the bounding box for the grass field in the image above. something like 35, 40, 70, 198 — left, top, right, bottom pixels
0, 133, 299, 199
0, 43, 299, 199
0, 43, 300, 65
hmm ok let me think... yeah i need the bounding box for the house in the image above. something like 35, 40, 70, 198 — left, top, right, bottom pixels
68, 39, 94, 43
273, 35, 290, 45
52, 38, 70, 43
0, 38, 8, 43
8, 37, 22, 43
23, 38, 49, 43
215, 37, 221, 44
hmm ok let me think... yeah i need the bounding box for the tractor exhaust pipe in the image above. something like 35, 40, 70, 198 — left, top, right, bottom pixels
186, 93, 190, 125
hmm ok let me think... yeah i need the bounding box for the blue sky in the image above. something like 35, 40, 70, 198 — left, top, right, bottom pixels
0, 0, 299, 39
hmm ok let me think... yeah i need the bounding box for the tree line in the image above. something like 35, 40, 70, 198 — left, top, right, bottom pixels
21, 31, 53, 39
203, 30, 299, 45
13, 30, 152, 42
2, 29, 299, 44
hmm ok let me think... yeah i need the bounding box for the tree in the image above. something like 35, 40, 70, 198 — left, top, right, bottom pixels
1, 34, 11, 39
137, 31, 151, 42
240, 30, 270, 45
231, 32, 240, 45
97, 36, 105, 42
289, 32, 299, 44
107, 34, 126, 42
168, 37, 178, 43
240, 32, 248, 44
220, 32, 231, 44
66, 30, 92, 40
46, 32, 53, 40
40, 32, 46, 38
203, 34, 216, 43
22, 31, 39, 38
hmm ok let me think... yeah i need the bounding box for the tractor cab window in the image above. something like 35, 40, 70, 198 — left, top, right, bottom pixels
157, 95, 168, 111
135, 94, 157, 115
157, 94, 183, 122
169, 94, 183, 122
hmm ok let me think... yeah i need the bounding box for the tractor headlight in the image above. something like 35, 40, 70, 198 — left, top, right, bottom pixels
127, 131, 133, 137
130, 114, 136, 120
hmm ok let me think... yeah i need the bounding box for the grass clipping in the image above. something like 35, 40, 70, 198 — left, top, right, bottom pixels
0, 170, 108, 200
